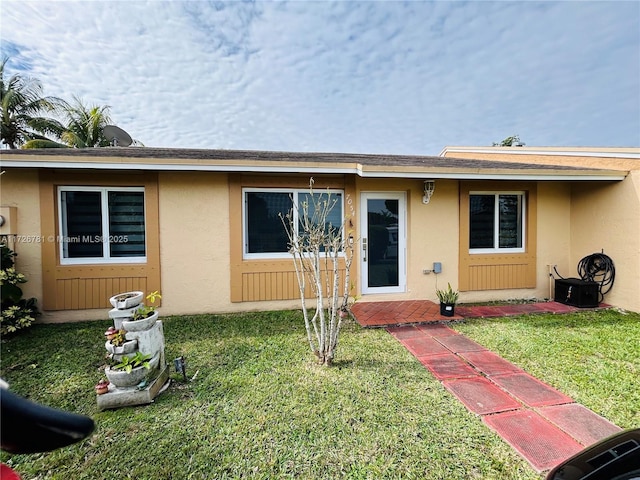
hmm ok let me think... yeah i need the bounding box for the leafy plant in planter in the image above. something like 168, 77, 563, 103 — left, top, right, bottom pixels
436, 283, 459, 317
105, 327, 127, 345
132, 291, 161, 321
436, 283, 459, 304
104, 326, 137, 356
111, 351, 152, 374
110, 329, 127, 347
121, 291, 162, 332
105, 351, 156, 388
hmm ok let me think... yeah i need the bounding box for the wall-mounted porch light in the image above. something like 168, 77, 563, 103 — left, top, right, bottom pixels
422, 180, 435, 204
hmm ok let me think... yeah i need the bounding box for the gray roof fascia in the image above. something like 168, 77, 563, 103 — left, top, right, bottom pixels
0, 148, 628, 181
359, 170, 626, 181
0, 159, 355, 175
439, 146, 640, 159
1, 158, 626, 181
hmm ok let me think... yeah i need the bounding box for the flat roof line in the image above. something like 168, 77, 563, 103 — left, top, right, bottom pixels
1, 160, 626, 181
439, 146, 640, 159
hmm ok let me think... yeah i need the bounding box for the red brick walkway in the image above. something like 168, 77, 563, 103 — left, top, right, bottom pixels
350, 300, 618, 472
387, 323, 621, 472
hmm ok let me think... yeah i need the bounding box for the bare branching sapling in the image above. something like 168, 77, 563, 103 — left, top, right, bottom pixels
280, 181, 355, 366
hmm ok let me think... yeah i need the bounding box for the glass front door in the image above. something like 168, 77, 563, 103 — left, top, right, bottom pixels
361, 192, 406, 294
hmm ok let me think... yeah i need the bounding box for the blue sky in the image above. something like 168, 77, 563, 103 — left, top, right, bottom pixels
2, 1, 639, 154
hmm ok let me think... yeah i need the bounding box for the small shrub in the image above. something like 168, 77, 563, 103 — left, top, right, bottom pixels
0, 243, 39, 335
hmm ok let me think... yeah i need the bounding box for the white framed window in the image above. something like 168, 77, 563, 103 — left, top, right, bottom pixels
469, 192, 525, 254
243, 188, 344, 259
58, 186, 147, 265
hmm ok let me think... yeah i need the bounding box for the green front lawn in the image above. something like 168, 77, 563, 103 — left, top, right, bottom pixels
1, 309, 637, 479
453, 308, 640, 429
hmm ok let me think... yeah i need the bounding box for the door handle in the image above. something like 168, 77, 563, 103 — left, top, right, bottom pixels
362, 238, 367, 262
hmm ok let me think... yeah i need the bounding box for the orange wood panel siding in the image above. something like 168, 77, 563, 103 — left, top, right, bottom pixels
459, 182, 537, 291
53, 272, 148, 310
229, 174, 355, 303
239, 263, 298, 302
39, 170, 161, 311
465, 258, 534, 290
240, 267, 347, 302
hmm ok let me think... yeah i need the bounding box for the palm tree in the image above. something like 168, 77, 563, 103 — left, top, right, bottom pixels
1, 58, 66, 148
60, 96, 112, 148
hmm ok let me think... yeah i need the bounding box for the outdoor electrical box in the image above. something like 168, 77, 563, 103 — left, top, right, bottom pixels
433, 262, 442, 274
554, 278, 599, 308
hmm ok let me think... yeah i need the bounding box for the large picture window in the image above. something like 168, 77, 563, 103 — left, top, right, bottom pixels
469, 192, 525, 253
58, 186, 146, 264
243, 188, 343, 258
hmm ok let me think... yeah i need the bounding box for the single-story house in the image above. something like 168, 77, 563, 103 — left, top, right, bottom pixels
1, 145, 638, 322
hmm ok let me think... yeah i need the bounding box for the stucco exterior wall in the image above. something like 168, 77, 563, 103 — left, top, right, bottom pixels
570, 172, 640, 312
155, 171, 303, 315
352, 178, 461, 304
157, 172, 229, 315
6, 165, 634, 322
407, 179, 461, 302
535, 182, 573, 298
0, 168, 43, 303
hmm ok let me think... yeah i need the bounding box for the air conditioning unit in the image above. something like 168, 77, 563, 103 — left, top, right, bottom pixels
554, 278, 599, 308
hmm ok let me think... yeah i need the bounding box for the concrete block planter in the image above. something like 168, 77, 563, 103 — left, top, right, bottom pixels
98, 290, 167, 409
109, 291, 144, 310
122, 311, 159, 332
105, 339, 138, 355
108, 304, 141, 319
105, 353, 160, 388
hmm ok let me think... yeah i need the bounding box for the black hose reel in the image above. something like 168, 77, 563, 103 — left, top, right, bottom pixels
554, 252, 615, 307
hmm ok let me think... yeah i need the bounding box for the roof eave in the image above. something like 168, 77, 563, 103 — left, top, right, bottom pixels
360, 169, 626, 181
1, 159, 626, 181
439, 146, 640, 159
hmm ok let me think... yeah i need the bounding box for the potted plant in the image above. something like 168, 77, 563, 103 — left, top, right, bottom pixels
109, 291, 144, 310
122, 291, 161, 332
436, 283, 459, 317
104, 328, 137, 355
104, 351, 157, 388
109, 328, 127, 346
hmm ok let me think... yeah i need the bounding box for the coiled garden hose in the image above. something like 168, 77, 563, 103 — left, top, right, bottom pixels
577, 253, 615, 301
554, 252, 615, 303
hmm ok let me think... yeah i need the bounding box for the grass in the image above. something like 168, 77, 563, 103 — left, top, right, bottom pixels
453, 308, 640, 429
2, 311, 536, 480
0, 309, 637, 479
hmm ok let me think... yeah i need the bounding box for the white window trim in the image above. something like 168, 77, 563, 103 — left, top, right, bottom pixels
469, 191, 526, 254
242, 187, 345, 260
58, 186, 147, 265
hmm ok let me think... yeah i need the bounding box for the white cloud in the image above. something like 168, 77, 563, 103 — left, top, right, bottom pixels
2, 1, 638, 153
